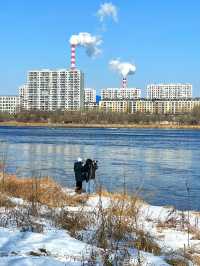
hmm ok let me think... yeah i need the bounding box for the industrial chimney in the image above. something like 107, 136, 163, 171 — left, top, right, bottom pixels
122, 77, 127, 88
71, 44, 76, 69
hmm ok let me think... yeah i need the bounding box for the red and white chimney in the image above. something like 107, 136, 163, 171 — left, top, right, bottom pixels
122, 77, 127, 88
71, 44, 76, 69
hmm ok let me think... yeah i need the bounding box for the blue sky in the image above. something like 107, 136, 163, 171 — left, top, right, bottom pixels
0, 0, 199, 96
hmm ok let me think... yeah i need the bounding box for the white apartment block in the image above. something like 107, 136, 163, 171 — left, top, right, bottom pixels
21, 69, 84, 111
84, 88, 97, 111
84, 88, 96, 103
19, 85, 29, 110
131, 99, 200, 114
0, 96, 20, 114
147, 84, 192, 99
101, 88, 141, 100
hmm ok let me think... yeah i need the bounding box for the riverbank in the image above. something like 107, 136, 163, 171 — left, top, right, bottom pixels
0, 121, 200, 129
0, 174, 200, 265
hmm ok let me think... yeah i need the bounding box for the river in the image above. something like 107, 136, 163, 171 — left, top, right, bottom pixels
0, 126, 199, 210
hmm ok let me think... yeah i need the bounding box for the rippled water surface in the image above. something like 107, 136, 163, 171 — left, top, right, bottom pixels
0, 126, 199, 210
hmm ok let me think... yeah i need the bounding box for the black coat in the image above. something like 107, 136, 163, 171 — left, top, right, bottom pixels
83, 160, 98, 182
82, 163, 90, 182
91, 161, 98, 179
74, 161, 83, 182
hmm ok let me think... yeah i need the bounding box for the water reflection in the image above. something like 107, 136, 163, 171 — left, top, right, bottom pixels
0, 127, 199, 210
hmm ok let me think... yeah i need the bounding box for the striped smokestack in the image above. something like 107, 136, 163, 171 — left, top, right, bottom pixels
122, 77, 127, 88
71, 44, 76, 69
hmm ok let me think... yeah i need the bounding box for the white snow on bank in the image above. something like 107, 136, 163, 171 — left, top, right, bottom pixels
0, 192, 200, 265
9, 197, 25, 206
0, 227, 89, 258
0, 224, 170, 266
0, 256, 68, 266
86, 195, 111, 209
130, 249, 170, 266
138, 203, 200, 252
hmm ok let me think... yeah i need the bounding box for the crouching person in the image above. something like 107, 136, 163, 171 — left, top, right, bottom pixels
74, 157, 84, 194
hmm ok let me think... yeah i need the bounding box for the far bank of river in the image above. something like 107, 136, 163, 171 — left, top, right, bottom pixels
0, 121, 200, 129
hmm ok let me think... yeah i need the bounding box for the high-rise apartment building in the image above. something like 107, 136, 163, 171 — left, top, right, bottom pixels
19, 85, 29, 110
101, 88, 141, 100
20, 69, 84, 111
147, 84, 192, 99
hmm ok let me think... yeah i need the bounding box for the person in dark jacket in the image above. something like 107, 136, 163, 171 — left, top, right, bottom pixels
74, 157, 84, 193
83, 159, 93, 182
84, 159, 98, 194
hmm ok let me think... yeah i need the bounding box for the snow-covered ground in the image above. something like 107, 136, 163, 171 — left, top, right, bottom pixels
0, 191, 200, 265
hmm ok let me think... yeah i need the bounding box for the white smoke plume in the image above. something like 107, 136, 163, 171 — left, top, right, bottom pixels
69, 32, 102, 58
97, 2, 118, 23
109, 59, 136, 77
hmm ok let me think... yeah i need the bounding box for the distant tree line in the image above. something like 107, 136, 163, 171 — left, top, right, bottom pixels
1, 106, 200, 125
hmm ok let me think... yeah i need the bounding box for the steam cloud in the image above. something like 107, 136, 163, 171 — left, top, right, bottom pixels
69, 32, 102, 58
97, 2, 118, 23
109, 59, 136, 77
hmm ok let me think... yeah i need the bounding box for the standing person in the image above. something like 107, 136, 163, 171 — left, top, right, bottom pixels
74, 157, 84, 194
84, 159, 98, 194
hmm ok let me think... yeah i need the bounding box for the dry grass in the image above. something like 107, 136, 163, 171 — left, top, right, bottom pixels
0, 174, 88, 208
0, 193, 16, 208
191, 254, 200, 265
134, 230, 161, 256
165, 258, 189, 266
0, 205, 43, 232
55, 208, 90, 238
189, 226, 200, 240
89, 192, 140, 251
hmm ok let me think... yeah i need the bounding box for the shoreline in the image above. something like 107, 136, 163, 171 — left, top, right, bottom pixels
0, 121, 200, 129
0, 174, 200, 265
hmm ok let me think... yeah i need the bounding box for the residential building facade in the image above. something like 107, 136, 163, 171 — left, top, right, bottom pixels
99, 100, 131, 113
131, 98, 200, 114
99, 98, 200, 115
0, 96, 20, 114
20, 69, 84, 111
101, 88, 141, 100
147, 84, 192, 99
19, 85, 29, 110
84, 88, 96, 103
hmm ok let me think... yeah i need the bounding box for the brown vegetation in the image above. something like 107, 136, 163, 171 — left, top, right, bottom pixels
0, 173, 198, 265
55, 208, 91, 238
0, 193, 16, 208
165, 258, 189, 266
134, 230, 161, 255
1, 107, 200, 126
0, 174, 88, 208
